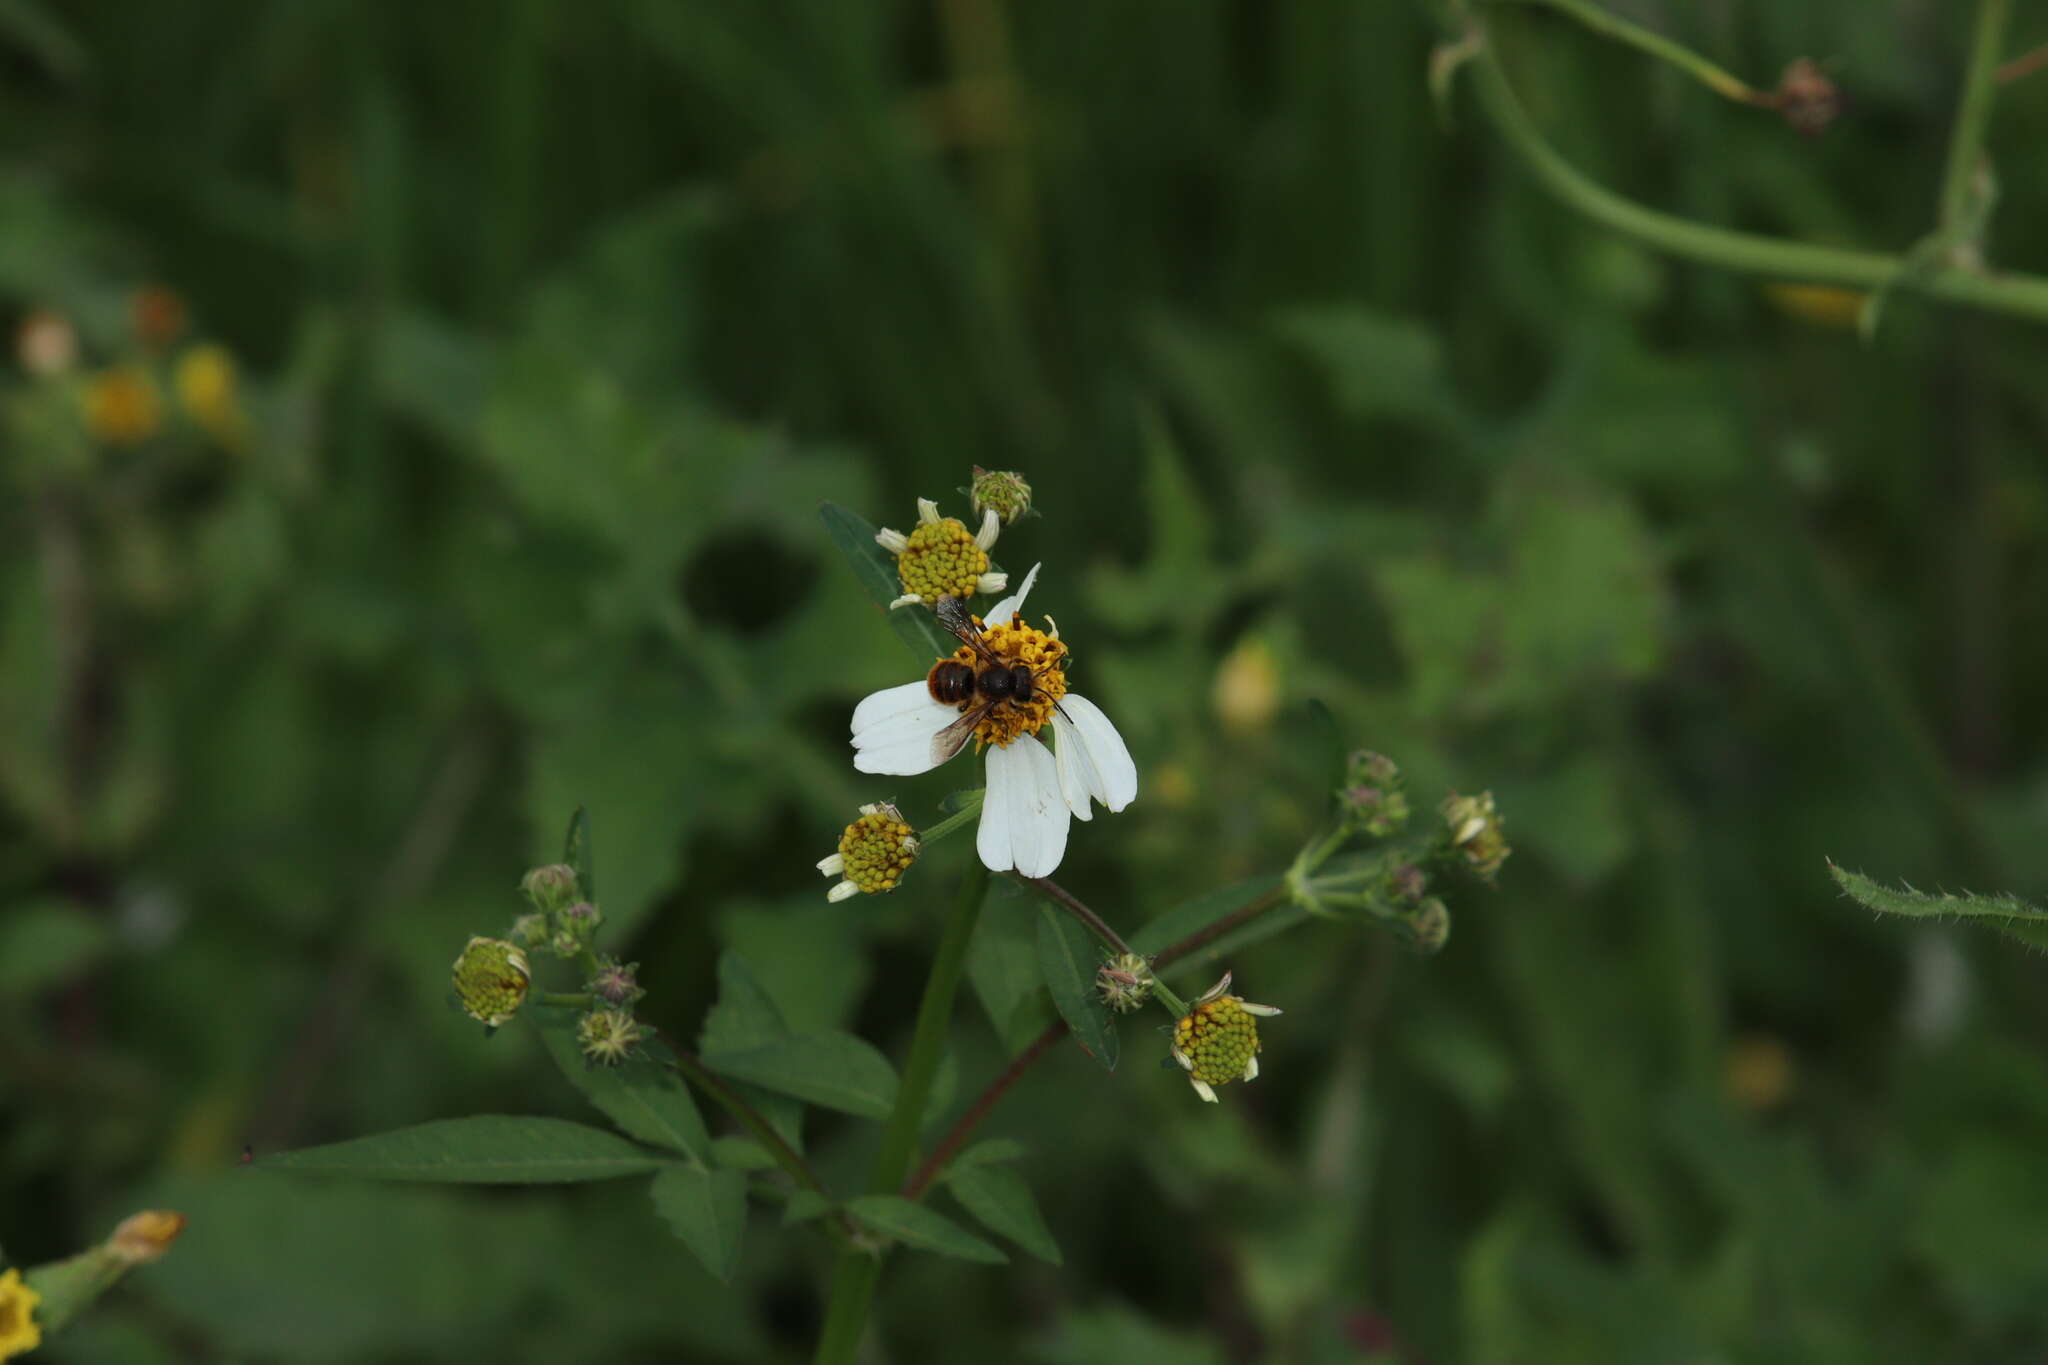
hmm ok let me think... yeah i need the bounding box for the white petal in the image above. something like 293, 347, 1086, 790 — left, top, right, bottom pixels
1191, 1079, 1218, 1103
1241, 1002, 1283, 1017
887, 593, 923, 610
1051, 710, 1105, 821
973, 507, 1001, 551
1054, 693, 1137, 812
827, 880, 860, 902
1243, 1055, 1259, 1082
851, 680, 957, 776
977, 733, 1068, 877
974, 571, 1008, 596
916, 498, 940, 524
982, 562, 1040, 627
875, 528, 909, 554
816, 853, 845, 875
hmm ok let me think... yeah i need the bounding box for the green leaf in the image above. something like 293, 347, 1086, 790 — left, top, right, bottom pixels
0, 899, 111, 994
781, 1190, 835, 1227
948, 1138, 1028, 1171
1035, 905, 1118, 1071
1828, 861, 2048, 951
259, 1117, 668, 1184
946, 1163, 1062, 1264
1129, 873, 1287, 960
710, 1136, 778, 1172
702, 1032, 899, 1119
845, 1196, 1006, 1263
531, 1011, 709, 1164
970, 881, 1054, 1053
819, 501, 956, 663
700, 951, 805, 1151
648, 1165, 747, 1282
562, 805, 595, 900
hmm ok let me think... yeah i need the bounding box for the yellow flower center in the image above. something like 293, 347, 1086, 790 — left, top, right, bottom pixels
452, 938, 531, 1027
896, 516, 990, 602
0, 1268, 41, 1358
942, 614, 1067, 748
1174, 996, 1260, 1086
82, 366, 162, 446
837, 808, 918, 894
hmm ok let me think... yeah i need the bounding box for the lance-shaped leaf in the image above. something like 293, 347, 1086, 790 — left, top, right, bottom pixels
946, 1162, 1061, 1265
532, 1010, 709, 1165
649, 1165, 748, 1283
562, 805, 596, 899
701, 1032, 899, 1120
700, 951, 806, 1151
1035, 904, 1118, 1071
1828, 861, 2048, 951
846, 1196, 1006, 1263
258, 1116, 667, 1183
819, 501, 958, 662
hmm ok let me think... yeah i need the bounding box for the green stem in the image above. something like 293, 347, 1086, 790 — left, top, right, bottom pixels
813, 861, 989, 1365
1487, 0, 1762, 104
1009, 872, 1188, 1015
1466, 28, 2048, 321
534, 992, 594, 1008
917, 791, 984, 847
1938, 0, 2010, 235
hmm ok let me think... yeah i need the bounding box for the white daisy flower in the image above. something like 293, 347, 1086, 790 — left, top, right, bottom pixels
848, 564, 1137, 877
875, 497, 1007, 609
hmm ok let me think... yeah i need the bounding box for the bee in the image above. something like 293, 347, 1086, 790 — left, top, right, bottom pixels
925, 594, 1064, 766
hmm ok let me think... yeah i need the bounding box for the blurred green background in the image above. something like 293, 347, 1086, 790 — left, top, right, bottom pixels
8, 1, 2048, 1361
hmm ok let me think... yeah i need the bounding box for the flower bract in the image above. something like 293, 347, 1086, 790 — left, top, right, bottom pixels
1169, 972, 1282, 1103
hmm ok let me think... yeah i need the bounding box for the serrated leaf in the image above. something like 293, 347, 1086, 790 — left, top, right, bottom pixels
1828, 862, 2048, 950
819, 501, 956, 663
562, 805, 595, 900
702, 1032, 899, 1119
649, 1165, 747, 1282
700, 951, 805, 1151
845, 1196, 1006, 1263
1035, 905, 1118, 1071
946, 1163, 1061, 1265
259, 1117, 667, 1184
531, 1011, 708, 1164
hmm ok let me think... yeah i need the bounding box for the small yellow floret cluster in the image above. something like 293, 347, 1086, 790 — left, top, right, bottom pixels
451, 937, 531, 1028
896, 516, 991, 603
1173, 994, 1262, 1088
944, 615, 1066, 748
836, 807, 919, 894
0, 1268, 40, 1360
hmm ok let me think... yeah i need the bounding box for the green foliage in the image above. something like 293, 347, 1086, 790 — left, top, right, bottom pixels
1829, 861, 2048, 950
531, 1011, 710, 1165
255, 1117, 671, 1184
648, 1165, 749, 1284
846, 1197, 1007, 1264
1033, 904, 1119, 1071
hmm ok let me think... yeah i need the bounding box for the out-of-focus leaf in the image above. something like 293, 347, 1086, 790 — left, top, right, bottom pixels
845, 1196, 1006, 1263
1828, 862, 2048, 950
0, 899, 110, 993
717, 895, 869, 1033
709, 1136, 777, 1171
1130, 873, 1285, 958
701, 1033, 898, 1119
1031, 1303, 1228, 1365
947, 1162, 1061, 1264
648, 1165, 747, 1283
819, 501, 956, 662
781, 1189, 834, 1226
1035, 905, 1118, 1071
562, 805, 595, 899
948, 1138, 1028, 1171
258, 1117, 667, 1183
969, 881, 1050, 1053
699, 951, 805, 1151
1271, 305, 1462, 432
531, 1011, 709, 1164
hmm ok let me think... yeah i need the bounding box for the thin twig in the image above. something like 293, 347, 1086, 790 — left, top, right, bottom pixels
1996, 41, 2048, 85
901, 1020, 1066, 1200
1013, 873, 1134, 956
662, 1042, 823, 1193
1153, 886, 1292, 971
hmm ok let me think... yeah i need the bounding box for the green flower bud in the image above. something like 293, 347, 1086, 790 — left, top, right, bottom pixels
509, 912, 548, 948
1169, 973, 1283, 1103
1408, 898, 1451, 955
521, 863, 579, 913
1439, 791, 1510, 883
1095, 952, 1155, 1013
577, 1008, 644, 1066
969, 466, 1033, 524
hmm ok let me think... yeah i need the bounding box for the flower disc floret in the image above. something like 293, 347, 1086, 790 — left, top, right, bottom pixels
0, 1268, 42, 1360
819, 802, 919, 901
945, 614, 1067, 748
1170, 973, 1282, 1103
452, 937, 531, 1028
875, 498, 1005, 607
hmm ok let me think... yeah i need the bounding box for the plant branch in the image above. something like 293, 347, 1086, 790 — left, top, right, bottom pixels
1153, 886, 1292, 971
1996, 40, 2048, 85
1485, 0, 1764, 105
1012, 872, 1134, 955
901, 1019, 1067, 1201
1938, 0, 2010, 235
664, 1042, 827, 1196
1464, 25, 2048, 322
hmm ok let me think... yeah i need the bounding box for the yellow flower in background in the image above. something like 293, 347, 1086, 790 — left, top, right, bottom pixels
174, 344, 246, 446
82, 366, 162, 446
108, 1210, 188, 1266
0, 1268, 41, 1360
1211, 635, 1281, 733
1763, 282, 1865, 330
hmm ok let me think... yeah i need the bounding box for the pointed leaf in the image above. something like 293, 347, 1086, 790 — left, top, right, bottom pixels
702, 1032, 899, 1119
700, 951, 805, 1151
781, 1190, 835, 1227
846, 1196, 1006, 1263
969, 880, 1051, 1053
562, 806, 595, 900
258, 1117, 667, 1183
946, 1163, 1062, 1265
649, 1165, 747, 1282
949, 1138, 1028, 1171
819, 501, 956, 663
1035, 905, 1119, 1071
1129, 873, 1287, 958
1829, 861, 2048, 951
532, 1011, 709, 1164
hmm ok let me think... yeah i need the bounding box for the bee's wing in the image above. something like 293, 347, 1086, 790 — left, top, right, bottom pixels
929, 704, 989, 767
933, 596, 1003, 666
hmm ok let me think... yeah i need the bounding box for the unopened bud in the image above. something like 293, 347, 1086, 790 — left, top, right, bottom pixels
1339, 783, 1409, 838
590, 957, 644, 1007
969, 466, 1033, 524
1408, 899, 1450, 955
1771, 58, 1841, 137
1388, 863, 1428, 905
560, 900, 603, 938
1095, 952, 1155, 1013
509, 912, 548, 948
1439, 791, 1510, 882
15, 309, 76, 377
520, 863, 579, 912
577, 1008, 643, 1066
108, 1210, 187, 1266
